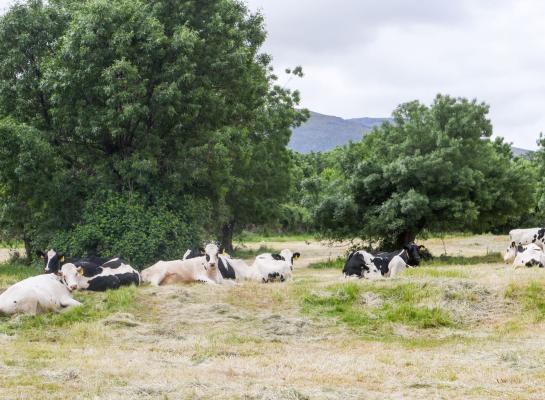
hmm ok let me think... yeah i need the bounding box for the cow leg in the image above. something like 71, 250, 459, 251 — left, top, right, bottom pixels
60, 297, 82, 309
195, 275, 218, 285
148, 271, 167, 286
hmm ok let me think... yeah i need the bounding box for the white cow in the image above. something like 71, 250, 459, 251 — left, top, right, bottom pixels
141, 243, 222, 286
0, 272, 81, 316
504, 228, 545, 263
216, 255, 261, 281
256, 249, 301, 268
512, 243, 545, 269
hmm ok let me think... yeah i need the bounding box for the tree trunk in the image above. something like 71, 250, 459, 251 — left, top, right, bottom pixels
23, 234, 32, 265
220, 222, 235, 254
395, 230, 416, 249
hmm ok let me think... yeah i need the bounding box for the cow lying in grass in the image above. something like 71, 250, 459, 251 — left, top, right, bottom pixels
141, 244, 221, 286
343, 243, 421, 279
253, 249, 301, 282
36, 249, 107, 274
0, 271, 81, 316
60, 258, 140, 291
512, 243, 545, 269
37, 250, 140, 291
504, 228, 545, 263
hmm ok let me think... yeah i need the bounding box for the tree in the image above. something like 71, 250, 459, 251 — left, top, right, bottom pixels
0, 0, 305, 263
315, 95, 536, 249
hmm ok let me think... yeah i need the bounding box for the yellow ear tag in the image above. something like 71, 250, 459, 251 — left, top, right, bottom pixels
60, 256, 65, 263
294, 255, 300, 260
78, 268, 85, 276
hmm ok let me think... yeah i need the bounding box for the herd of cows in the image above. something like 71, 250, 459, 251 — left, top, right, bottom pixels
0, 227, 544, 317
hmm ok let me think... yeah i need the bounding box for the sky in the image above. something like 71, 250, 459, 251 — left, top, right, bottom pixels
1, 0, 544, 149
244, 0, 545, 150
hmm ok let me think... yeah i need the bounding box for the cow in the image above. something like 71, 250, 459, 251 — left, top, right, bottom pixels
36, 249, 107, 274
59, 258, 140, 291
373, 243, 421, 277
182, 247, 205, 260
342, 250, 382, 279
141, 243, 221, 286
504, 228, 545, 263
343, 243, 421, 279
0, 271, 81, 316
512, 243, 545, 269
256, 249, 301, 269
183, 247, 263, 281
217, 255, 263, 281
251, 249, 300, 283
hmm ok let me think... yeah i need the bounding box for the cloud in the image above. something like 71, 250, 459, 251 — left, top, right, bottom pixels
245, 0, 545, 149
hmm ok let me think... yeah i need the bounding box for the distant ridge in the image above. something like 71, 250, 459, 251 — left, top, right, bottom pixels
288, 111, 390, 153
289, 111, 532, 156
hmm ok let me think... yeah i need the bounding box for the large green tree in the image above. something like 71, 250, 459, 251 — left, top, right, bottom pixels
0, 0, 306, 263
315, 95, 536, 248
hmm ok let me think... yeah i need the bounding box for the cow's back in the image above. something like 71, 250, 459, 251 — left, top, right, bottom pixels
0, 274, 71, 315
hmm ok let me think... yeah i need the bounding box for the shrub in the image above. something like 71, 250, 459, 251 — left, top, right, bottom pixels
48, 192, 203, 269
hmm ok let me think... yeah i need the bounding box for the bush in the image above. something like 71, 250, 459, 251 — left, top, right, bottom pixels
48, 192, 203, 269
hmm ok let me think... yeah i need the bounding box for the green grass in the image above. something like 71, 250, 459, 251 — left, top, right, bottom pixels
308, 257, 344, 269
301, 282, 457, 339
0, 261, 41, 289
422, 253, 501, 266
231, 245, 278, 259
0, 260, 138, 337
505, 282, 545, 322
404, 267, 470, 279
0, 286, 137, 337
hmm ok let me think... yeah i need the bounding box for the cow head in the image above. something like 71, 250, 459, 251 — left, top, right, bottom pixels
203, 243, 219, 271
59, 263, 81, 291
37, 249, 65, 273
504, 242, 518, 264
279, 249, 301, 268
403, 243, 421, 266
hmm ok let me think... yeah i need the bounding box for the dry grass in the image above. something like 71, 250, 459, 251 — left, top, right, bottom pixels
2, 235, 545, 399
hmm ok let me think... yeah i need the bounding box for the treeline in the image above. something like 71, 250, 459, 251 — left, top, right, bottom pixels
0, 0, 307, 266
280, 95, 544, 249
1, 1, 542, 265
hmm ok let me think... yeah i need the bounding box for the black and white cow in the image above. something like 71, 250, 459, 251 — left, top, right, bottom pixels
256, 249, 301, 269
183, 247, 262, 281
512, 243, 545, 269
36, 249, 107, 274
59, 257, 140, 291
342, 250, 382, 279
504, 228, 545, 263
343, 243, 421, 278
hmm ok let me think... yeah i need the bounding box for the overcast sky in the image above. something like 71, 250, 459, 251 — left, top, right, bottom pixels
245, 0, 545, 150
1, 0, 544, 149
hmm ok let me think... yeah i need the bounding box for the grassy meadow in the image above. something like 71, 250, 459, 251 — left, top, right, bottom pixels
1, 235, 545, 399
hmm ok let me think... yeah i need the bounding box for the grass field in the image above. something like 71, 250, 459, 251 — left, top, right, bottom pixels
1, 235, 545, 399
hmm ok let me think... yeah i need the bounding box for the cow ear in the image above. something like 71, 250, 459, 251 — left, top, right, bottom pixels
293, 252, 301, 260
77, 266, 84, 276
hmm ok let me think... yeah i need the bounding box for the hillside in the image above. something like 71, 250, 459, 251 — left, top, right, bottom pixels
288, 111, 389, 153
289, 111, 532, 156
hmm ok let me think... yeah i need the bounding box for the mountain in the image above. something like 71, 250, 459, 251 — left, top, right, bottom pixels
289, 111, 532, 156
288, 111, 390, 153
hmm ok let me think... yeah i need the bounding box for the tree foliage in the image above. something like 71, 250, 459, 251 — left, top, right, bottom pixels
314, 95, 536, 248
0, 0, 306, 264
